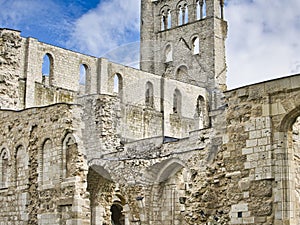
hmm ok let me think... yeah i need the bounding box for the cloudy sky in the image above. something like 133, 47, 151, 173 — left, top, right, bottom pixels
0, 0, 299, 89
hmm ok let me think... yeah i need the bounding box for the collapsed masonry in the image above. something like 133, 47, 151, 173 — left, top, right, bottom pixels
1, 0, 300, 224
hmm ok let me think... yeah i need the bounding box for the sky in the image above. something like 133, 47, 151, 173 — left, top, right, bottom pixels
0, 0, 299, 89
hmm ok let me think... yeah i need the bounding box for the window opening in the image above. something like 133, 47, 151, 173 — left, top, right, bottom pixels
111, 203, 125, 225
196, 95, 205, 129
79, 64, 87, 85
165, 45, 173, 62
202, 0, 207, 18
192, 37, 200, 55
42, 54, 51, 77
178, 6, 183, 25
173, 89, 182, 114
196, 1, 201, 20
145, 81, 154, 108
184, 4, 188, 24
167, 10, 172, 29
0, 149, 8, 186
176, 65, 188, 80
161, 11, 167, 31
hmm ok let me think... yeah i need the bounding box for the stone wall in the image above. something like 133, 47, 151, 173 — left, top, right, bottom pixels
0, 104, 90, 225
223, 74, 300, 224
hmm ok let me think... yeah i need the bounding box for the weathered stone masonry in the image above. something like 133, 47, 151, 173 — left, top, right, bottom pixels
1, 0, 300, 224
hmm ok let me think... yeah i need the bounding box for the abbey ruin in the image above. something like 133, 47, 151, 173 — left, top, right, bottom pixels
0, 0, 300, 224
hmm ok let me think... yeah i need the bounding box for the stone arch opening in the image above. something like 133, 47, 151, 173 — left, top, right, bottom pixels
87, 166, 115, 225
62, 134, 78, 178
192, 36, 200, 55
0, 148, 9, 187
145, 81, 154, 108
277, 106, 300, 223
150, 159, 190, 225
176, 1, 188, 25
173, 88, 182, 115
175, 65, 188, 80
42, 53, 54, 85
15, 145, 29, 186
113, 73, 123, 101
79, 64, 91, 94
111, 203, 125, 225
165, 44, 173, 62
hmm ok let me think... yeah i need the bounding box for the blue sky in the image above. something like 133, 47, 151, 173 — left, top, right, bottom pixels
1, 0, 300, 89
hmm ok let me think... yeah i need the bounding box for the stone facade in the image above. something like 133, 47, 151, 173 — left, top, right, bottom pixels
0, 0, 300, 224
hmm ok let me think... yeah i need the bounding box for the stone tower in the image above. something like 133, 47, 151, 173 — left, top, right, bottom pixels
140, 0, 227, 110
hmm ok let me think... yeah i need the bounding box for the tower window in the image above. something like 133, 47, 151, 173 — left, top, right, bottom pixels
178, 6, 183, 26
165, 44, 173, 62
161, 11, 166, 31
184, 4, 188, 24
167, 10, 172, 29
176, 65, 188, 80
196, 0, 206, 19
192, 37, 200, 55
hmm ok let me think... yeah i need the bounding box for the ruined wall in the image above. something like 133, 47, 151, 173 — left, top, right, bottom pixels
223, 74, 300, 224
0, 104, 90, 225
0, 29, 23, 109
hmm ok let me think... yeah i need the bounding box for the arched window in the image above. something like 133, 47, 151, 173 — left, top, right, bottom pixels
292, 116, 300, 218
196, 0, 206, 19
178, 6, 183, 26
161, 10, 167, 31
145, 81, 154, 108
176, 65, 188, 80
165, 44, 173, 62
202, 0, 207, 18
15, 145, 29, 186
196, 0, 201, 20
167, 9, 172, 29
192, 37, 200, 55
173, 89, 182, 114
42, 53, 54, 85
111, 203, 125, 225
41, 139, 60, 186
196, 95, 205, 129
184, 4, 188, 24
113, 73, 123, 99
79, 64, 87, 85
63, 134, 78, 178
0, 148, 8, 187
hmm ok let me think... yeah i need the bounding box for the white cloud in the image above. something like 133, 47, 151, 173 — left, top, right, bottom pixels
225, 0, 300, 89
67, 0, 140, 57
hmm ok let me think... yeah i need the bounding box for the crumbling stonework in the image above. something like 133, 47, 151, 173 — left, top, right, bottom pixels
0, 0, 300, 225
